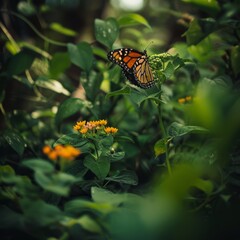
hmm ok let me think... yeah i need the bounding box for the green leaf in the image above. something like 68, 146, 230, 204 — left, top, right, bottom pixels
154, 139, 166, 157
49, 52, 71, 78
3, 130, 25, 155
83, 156, 110, 180
106, 85, 131, 98
91, 187, 142, 205
54, 134, 88, 149
55, 98, 89, 126
65, 199, 114, 215
22, 159, 55, 173
182, 0, 220, 14
184, 18, 217, 45
193, 178, 214, 195
0, 205, 24, 229
105, 151, 125, 162
99, 135, 114, 148
118, 13, 151, 29
50, 22, 77, 36
64, 215, 102, 233
106, 170, 138, 185
35, 77, 70, 95
34, 171, 77, 196
231, 45, 240, 77
19, 198, 63, 227
168, 122, 208, 138
185, 19, 205, 45
67, 42, 94, 73
6, 49, 36, 75
94, 18, 119, 48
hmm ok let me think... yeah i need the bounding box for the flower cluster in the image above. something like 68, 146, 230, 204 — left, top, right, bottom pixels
42, 145, 81, 161
178, 96, 192, 104
73, 119, 118, 136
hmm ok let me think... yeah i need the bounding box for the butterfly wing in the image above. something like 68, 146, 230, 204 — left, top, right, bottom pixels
107, 48, 143, 73
133, 55, 154, 88
107, 48, 154, 89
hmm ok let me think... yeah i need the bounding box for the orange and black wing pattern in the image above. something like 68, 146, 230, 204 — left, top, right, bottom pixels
107, 48, 155, 89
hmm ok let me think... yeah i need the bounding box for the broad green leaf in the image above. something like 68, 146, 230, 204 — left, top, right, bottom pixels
91, 187, 142, 206
3, 130, 25, 155
6, 49, 36, 75
22, 159, 55, 173
118, 13, 151, 29
92, 46, 108, 59
106, 170, 138, 185
91, 187, 124, 204
99, 135, 114, 148
34, 171, 77, 196
168, 122, 208, 138
83, 156, 110, 180
64, 199, 114, 215
81, 72, 104, 101
184, 18, 217, 45
67, 42, 93, 73
35, 77, 70, 95
185, 19, 205, 45
158, 164, 210, 200
50, 22, 77, 36
182, 0, 220, 14
19, 198, 63, 227
94, 18, 119, 49
49, 52, 71, 78
154, 139, 166, 157
55, 98, 90, 126
64, 215, 102, 233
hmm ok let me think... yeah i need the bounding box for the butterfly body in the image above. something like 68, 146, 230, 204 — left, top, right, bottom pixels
107, 48, 154, 89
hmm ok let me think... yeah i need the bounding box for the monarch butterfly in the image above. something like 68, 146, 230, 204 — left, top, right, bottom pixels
107, 48, 154, 89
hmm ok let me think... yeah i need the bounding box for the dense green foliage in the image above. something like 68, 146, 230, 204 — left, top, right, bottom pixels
0, 0, 240, 239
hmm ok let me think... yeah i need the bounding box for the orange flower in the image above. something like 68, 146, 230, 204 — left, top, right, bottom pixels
104, 127, 118, 134
80, 127, 88, 134
42, 145, 51, 154
42, 145, 81, 161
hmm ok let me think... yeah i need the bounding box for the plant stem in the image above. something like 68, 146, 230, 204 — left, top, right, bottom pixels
0, 103, 12, 128
158, 102, 172, 175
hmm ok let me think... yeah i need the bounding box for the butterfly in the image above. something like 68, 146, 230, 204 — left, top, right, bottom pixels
107, 48, 154, 89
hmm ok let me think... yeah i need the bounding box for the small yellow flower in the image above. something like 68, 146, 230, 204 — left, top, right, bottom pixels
185, 96, 192, 101
99, 119, 107, 125
178, 98, 186, 104
73, 121, 86, 131
80, 127, 88, 134
104, 127, 118, 134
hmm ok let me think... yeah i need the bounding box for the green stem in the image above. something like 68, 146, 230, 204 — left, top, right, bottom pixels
0, 103, 12, 128
0, 10, 67, 47
158, 102, 172, 175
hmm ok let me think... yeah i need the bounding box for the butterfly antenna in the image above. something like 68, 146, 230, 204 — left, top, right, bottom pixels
144, 40, 154, 52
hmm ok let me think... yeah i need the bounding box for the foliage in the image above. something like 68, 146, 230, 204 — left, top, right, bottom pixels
0, 0, 240, 239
